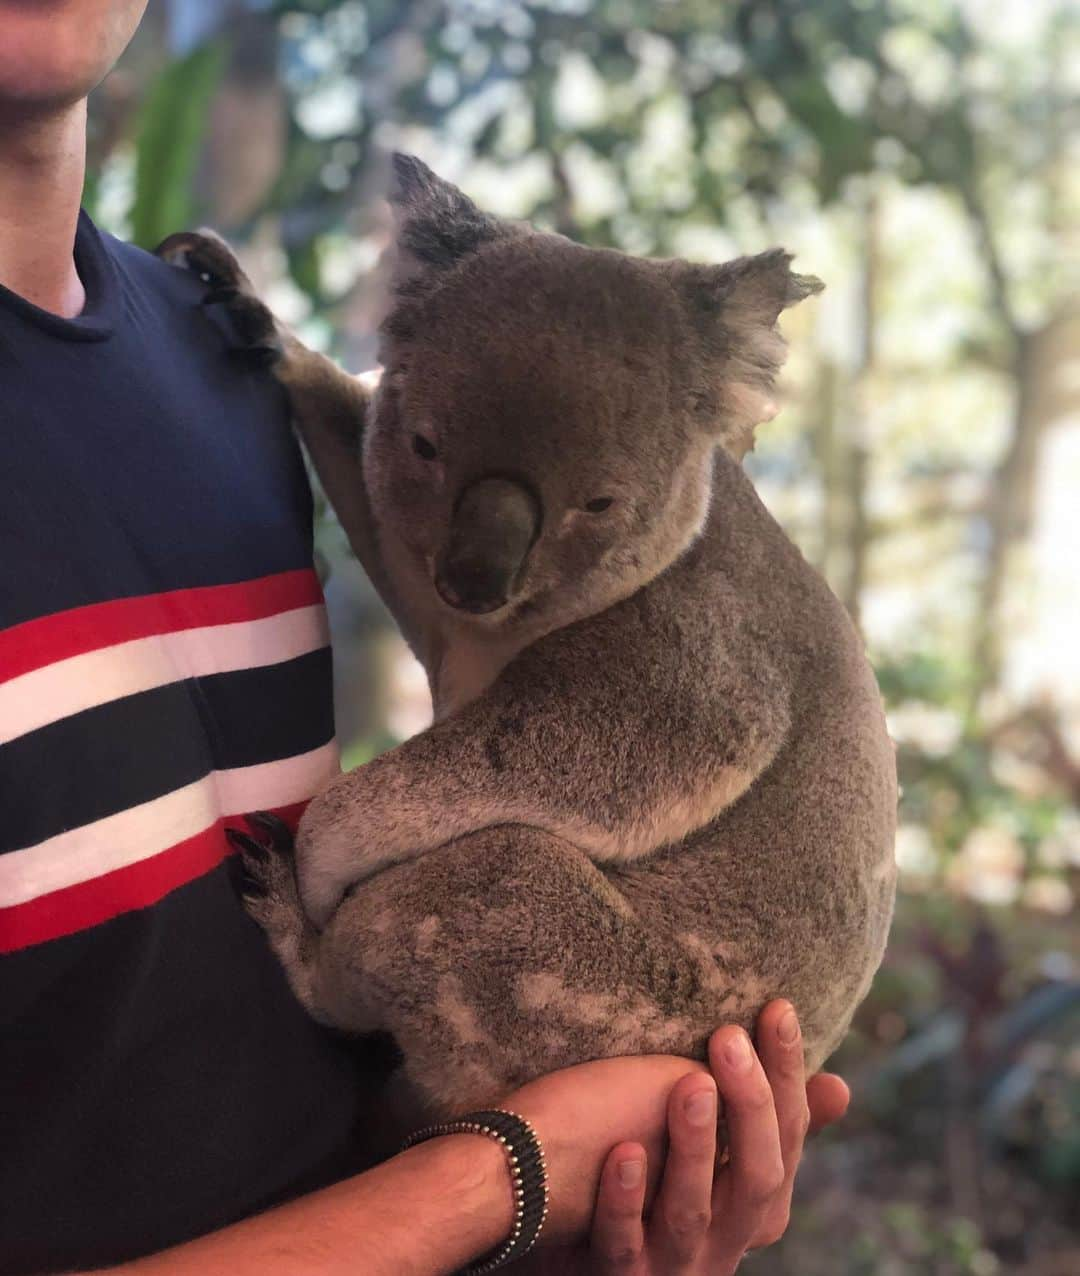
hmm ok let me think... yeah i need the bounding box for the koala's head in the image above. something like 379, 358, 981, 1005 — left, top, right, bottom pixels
365, 154, 821, 636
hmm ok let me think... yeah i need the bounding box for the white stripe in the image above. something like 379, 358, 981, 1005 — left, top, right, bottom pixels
0, 605, 329, 747
0, 741, 340, 908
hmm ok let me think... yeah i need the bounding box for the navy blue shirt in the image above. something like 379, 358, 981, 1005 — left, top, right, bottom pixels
0, 214, 363, 1273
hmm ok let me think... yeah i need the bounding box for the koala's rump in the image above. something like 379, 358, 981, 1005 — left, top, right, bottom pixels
316, 660, 895, 1117
609, 637, 899, 1074
314, 470, 898, 1105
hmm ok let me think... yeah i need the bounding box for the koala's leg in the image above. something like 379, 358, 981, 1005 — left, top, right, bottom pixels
155, 231, 397, 609
224, 814, 331, 1023
292, 596, 792, 926
304, 823, 748, 1121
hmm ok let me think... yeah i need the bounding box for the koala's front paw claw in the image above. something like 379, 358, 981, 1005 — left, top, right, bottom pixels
155, 229, 242, 289
229, 342, 282, 371
199, 285, 241, 307
155, 230, 282, 365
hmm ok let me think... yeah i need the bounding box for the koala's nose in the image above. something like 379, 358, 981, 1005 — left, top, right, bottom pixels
435, 476, 540, 615
434, 566, 507, 614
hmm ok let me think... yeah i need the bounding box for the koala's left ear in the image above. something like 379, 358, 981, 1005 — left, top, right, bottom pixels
386, 153, 517, 304
666, 249, 823, 461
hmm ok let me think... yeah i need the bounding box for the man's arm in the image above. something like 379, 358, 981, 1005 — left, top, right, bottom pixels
102, 1134, 513, 1276
92, 1006, 846, 1276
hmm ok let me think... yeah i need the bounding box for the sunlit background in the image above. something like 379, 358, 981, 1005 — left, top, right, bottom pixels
87, 2, 1078, 1271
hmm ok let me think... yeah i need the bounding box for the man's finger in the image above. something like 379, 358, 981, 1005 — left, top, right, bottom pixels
650, 1071, 718, 1265
708, 1026, 785, 1258
806, 1072, 850, 1133
749, 1000, 810, 1247
589, 1142, 648, 1274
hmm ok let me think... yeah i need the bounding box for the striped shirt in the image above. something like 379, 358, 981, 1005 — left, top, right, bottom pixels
0, 214, 361, 1273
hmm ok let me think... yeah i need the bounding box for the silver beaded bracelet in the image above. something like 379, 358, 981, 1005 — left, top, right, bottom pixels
400, 1108, 549, 1273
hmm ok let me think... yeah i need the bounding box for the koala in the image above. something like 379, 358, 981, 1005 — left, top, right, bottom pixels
159, 155, 897, 1125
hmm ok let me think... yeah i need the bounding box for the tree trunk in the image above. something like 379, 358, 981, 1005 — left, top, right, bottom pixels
841, 185, 879, 633
969, 323, 1048, 711
811, 357, 844, 585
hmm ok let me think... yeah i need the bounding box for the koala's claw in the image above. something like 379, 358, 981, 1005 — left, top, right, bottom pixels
229, 343, 282, 371
225, 818, 312, 995
224, 825, 273, 899
225, 814, 296, 904
199, 285, 241, 307
155, 229, 242, 289
155, 229, 282, 364
247, 810, 296, 852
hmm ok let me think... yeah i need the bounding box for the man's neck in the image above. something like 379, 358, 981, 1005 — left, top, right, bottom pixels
0, 100, 88, 318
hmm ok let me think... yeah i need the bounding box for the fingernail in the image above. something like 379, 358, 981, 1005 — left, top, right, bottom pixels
618, 1159, 643, 1189
778, 1007, 800, 1045
725, 1030, 754, 1073
685, 1088, 716, 1126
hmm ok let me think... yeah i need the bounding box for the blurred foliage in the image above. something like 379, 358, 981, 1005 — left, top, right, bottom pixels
130, 40, 228, 248
84, 1, 1079, 1269
781, 894, 1080, 1273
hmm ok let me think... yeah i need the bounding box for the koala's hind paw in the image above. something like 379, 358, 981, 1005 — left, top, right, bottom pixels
225, 815, 324, 1016
155, 230, 282, 367
224, 812, 300, 923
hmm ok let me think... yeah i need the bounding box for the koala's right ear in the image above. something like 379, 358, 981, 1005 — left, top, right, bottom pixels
666, 249, 823, 461
386, 153, 516, 303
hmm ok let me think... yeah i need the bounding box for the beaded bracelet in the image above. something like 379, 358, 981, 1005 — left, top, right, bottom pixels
400, 1108, 549, 1273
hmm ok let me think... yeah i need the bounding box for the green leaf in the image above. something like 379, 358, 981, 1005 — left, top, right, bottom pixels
130, 41, 227, 250
287, 236, 323, 301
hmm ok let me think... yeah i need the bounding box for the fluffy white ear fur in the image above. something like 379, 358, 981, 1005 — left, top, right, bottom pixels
723, 329, 787, 461
385, 153, 512, 299
666, 248, 822, 461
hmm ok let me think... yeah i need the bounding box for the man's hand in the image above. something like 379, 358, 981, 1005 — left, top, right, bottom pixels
506, 1001, 848, 1274
104, 1002, 842, 1276
587, 1000, 847, 1273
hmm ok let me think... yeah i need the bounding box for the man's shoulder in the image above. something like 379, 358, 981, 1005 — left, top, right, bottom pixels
92, 219, 288, 410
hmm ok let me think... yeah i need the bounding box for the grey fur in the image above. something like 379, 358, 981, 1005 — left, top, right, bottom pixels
158, 159, 896, 1125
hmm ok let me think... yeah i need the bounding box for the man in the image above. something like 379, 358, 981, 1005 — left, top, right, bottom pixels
0, 3, 850, 1273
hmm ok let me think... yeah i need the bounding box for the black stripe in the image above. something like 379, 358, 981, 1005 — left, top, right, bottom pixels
192, 649, 334, 770
0, 859, 364, 1274
0, 648, 334, 854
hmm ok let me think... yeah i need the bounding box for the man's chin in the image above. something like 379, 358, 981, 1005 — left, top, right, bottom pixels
0, 35, 101, 111
0, 0, 146, 117
0, 75, 97, 122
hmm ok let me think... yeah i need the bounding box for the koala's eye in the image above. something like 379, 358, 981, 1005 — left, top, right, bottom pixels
585, 497, 613, 514
412, 434, 438, 461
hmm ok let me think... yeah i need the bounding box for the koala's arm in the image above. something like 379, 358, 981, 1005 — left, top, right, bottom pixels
156, 230, 395, 610
271, 336, 412, 614
295, 603, 792, 926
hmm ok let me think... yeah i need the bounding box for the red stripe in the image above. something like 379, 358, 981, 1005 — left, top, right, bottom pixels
0, 801, 309, 954
0, 570, 324, 685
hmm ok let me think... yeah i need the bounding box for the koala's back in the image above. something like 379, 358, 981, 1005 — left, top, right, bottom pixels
282, 454, 895, 1110
605, 461, 898, 1070
303, 462, 896, 1114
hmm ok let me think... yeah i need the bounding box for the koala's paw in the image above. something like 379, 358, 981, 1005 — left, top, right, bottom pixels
225, 812, 304, 936
293, 795, 379, 931
155, 229, 282, 368
293, 820, 352, 932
